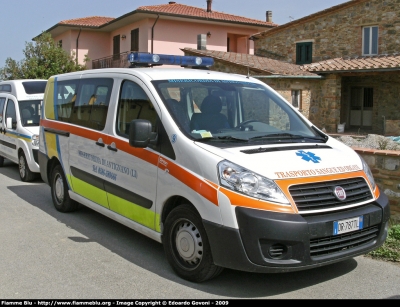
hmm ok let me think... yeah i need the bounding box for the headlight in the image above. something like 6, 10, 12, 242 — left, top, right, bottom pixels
360, 155, 376, 191
32, 134, 39, 147
218, 160, 290, 204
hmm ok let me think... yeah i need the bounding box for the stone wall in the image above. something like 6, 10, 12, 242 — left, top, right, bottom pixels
255, 0, 400, 63
354, 147, 400, 222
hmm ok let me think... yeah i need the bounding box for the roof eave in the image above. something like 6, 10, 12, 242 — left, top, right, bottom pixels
254, 74, 323, 79
182, 48, 318, 77
307, 67, 400, 74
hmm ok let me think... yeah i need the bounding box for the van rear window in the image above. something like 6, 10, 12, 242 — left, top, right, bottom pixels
22, 81, 47, 94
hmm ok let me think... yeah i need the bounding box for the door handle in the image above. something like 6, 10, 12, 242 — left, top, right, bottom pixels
107, 142, 118, 152
95, 138, 105, 147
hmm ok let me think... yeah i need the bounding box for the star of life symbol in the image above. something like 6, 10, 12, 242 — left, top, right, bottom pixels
296, 150, 321, 163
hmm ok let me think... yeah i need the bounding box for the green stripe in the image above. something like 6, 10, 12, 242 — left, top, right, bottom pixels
69, 174, 159, 231
108, 193, 159, 231
69, 176, 109, 208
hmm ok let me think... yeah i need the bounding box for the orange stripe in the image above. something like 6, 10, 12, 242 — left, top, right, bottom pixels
41, 119, 218, 205
41, 119, 159, 165
158, 160, 219, 206
219, 187, 296, 213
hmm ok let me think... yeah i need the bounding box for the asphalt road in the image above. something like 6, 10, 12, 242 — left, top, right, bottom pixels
1, 160, 400, 300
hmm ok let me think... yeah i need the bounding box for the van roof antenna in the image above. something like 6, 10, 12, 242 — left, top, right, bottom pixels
247, 66, 250, 79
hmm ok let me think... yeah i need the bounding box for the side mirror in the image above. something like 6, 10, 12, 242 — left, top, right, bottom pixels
129, 119, 158, 148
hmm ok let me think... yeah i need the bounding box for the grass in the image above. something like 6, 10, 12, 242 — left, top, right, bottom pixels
366, 223, 400, 263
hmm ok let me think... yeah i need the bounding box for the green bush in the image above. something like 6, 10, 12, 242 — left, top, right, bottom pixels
367, 224, 400, 262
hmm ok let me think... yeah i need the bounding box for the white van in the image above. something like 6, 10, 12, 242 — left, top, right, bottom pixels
38, 53, 390, 282
0, 79, 47, 181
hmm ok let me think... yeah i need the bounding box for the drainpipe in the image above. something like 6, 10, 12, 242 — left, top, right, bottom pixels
151, 15, 160, 54
382, 115, 386, 135
76, 27, 82, 65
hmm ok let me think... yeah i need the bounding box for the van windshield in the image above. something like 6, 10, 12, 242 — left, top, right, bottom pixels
19, 100, 42, 127
152, 79, 327, 147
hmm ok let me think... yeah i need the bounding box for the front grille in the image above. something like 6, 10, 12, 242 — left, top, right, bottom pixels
289, 177, 373, 212
310, 225, 379, 257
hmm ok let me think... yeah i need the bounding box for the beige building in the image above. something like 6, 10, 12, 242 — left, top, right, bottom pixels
185, 0, 400, 135
38, 1, 276, 70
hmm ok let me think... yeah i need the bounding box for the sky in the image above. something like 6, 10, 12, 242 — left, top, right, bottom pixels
0, 0, 349, 66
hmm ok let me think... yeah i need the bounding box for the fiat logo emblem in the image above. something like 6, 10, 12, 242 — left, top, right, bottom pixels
333, 186, 346, 201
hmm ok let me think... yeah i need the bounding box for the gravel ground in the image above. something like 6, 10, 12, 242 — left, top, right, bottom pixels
336, 134, 400, 151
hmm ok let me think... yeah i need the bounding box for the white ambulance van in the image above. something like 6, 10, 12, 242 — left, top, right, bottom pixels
38, 53, 390, 282
0, 79, 47, 181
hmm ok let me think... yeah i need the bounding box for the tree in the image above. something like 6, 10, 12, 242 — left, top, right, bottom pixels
0, 32, 88, 80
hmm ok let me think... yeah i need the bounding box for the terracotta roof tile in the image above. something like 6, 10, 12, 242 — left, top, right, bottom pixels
137, 3, 277, 27
302, 54, 400, 72
59, 16, 114, 27
182, 48, 317, 76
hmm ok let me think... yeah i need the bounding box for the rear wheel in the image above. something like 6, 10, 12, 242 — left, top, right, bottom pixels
50, 164, 79, 212
19, 153, 35, 182
163, 204, 223, 282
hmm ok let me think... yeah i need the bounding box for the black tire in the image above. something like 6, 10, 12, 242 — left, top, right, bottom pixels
0, 156, 4, 167
163, 204, 223, 282
19, 152, 35, 182
50, 164, 79, 212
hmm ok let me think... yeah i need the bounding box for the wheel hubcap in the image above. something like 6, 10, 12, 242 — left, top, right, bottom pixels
175, 221, 203, 265
54, 174, 64, 203
19, 156, 25, 178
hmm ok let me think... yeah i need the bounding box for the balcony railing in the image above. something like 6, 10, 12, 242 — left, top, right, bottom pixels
92, 51, 131, 69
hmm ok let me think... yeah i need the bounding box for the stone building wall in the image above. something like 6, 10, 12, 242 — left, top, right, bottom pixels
255, 0, 400, 63
355, 147, 400, 222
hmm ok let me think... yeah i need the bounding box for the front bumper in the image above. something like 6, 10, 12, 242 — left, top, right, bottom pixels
204, 192, 390, 273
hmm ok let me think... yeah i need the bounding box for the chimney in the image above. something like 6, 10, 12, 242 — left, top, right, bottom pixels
207, 0, 212, 13
266, 11, 272, 22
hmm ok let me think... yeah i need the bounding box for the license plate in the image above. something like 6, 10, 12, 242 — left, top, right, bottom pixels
333, 216, 363, 235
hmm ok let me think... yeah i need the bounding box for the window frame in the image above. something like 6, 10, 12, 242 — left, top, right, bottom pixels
291, 90, 301, 109
113, 35, 121, 60
130, 28, 139, 52
362, 25, 379, 56
296, 42, 313, 65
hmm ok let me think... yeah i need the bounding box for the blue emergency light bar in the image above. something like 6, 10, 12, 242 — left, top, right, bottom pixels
127, 52, 214, 68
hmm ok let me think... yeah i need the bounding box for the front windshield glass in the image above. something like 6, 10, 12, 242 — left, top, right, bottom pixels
19, 100, 42, 127
152, 79, 326, 147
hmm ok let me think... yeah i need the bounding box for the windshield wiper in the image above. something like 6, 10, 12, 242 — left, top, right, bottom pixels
249, 133, 326, 142
195, 135, 249, 143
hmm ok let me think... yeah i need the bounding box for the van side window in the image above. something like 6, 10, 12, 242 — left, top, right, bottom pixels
0, 97, 5, 123
117, 80, 157, 137
5, 99, 16, 129
56, 80, 79, 122
68, 78, 113, 131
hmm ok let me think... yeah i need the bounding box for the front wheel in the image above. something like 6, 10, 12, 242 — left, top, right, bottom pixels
163, 204, 223, 282
19, 152, 35, 182
50, 164, 79, 212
